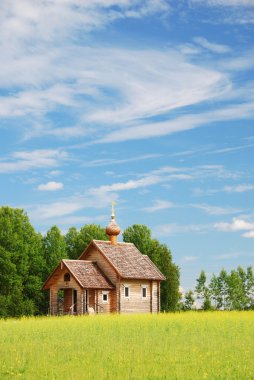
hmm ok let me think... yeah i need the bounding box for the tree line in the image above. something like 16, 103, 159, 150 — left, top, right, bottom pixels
181, 267, 254, 311
0, 206, 180, 317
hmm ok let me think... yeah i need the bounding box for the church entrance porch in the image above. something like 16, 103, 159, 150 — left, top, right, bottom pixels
56, 288, 78, 315
49, 287, 108, 315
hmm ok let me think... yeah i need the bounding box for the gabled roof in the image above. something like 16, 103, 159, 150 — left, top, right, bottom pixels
43, 260, 114, 290
85, 240, 165, 281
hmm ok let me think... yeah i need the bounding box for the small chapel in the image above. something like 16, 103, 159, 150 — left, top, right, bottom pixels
43, 206, 165, 315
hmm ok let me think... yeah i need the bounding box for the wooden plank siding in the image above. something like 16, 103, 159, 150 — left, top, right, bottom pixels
84, 247, 118, 284
119, 280, 158, 314
94, 289, 117, 313
152, 281, 159, 313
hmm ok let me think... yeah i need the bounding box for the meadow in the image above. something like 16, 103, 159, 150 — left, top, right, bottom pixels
0, 312, 253, 380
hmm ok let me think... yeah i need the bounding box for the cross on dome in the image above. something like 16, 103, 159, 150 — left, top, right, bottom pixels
106, 202, 121, 245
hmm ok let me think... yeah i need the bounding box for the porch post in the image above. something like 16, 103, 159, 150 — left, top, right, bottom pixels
50, 287, 58, 316
83, 289, 87, 314
49, 288, 52, 315
81, 289, 84, 315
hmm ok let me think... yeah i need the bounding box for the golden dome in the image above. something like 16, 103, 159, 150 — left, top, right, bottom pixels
106, 202, 121, 244
106, 217, 121, 237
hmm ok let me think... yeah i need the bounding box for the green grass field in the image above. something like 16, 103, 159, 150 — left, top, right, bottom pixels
0, 312, 254, 380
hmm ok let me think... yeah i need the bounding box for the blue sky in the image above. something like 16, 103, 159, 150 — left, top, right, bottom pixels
1, 0, 254, 291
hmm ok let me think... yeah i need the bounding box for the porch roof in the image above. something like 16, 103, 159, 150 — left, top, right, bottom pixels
63, 260, 115, 289
43, 259, 115, 290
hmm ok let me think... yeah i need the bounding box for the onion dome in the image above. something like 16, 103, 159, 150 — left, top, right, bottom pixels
106, 202, 120, 244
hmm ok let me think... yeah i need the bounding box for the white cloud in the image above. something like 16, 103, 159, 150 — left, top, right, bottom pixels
215, 217, 254, 231
28, 201, 84, 220
209, 143, 254, 154
86, 49, 228, 126
215, 217, 254, 238
82, 154, 162, 167
223, 184, 254, 192
0, 44, 234, 142
41, 214, 107, 227
0, 1, 170, 51
242, 230, 254, 238
191, 203, 241, 215
182, 256, 198, 262
154, 223, 211, 236
26, 191, 117, 223
22, 163, 245, 224
191, 0, 254, 6
48, 170, 62, 177
212, 252, 241, 260
90, 175, 164, 194
37, 181, 63, 191
0, 0, 253, 146
0, 149, 67, 173
193, 37, 231, 53
190, 0, 254, 24
212, 251, 254, 259
143, 200, 174, 213
97, 101, 254, 143
89, 164, 227, 197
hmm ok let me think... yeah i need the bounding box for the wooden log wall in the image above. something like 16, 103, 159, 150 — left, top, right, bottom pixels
48, 266, 83, 315
120, 280, 156, 314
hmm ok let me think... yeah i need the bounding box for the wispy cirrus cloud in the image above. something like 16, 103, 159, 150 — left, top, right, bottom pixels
89, 164, 234, 196
143, 200, 174, 213
0, 45, 233, 141
193, 37, 231, 53
182, 256, 198, 262
1, 0, 253, 147
193, 182, 254, 196
191, 203, 241, 215
82, 154, 162, 168
90, 175, 164, 194
190, 0, 254, 24
223, 184, 254, 193
191, 0, 254, 6
1, 0, 170, 50
154, 223, 211, 236
0, 150, 67, 173
211, 251, 248, 260
97, 100, 254, 143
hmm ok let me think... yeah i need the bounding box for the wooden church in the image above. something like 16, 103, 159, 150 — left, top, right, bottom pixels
43, 207, 165, 315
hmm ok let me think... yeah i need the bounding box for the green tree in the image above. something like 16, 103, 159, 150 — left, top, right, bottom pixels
246, 266, 254, 309
195, 270, 211, 310
217, 269, 230, 310
43, 226, 67, 276
183, 290, 195, 310
65, 227, 80, 259
0, 207, 44, 316
75, 224, 108, 256
227, 267, 248, 310
209, 274, 223, 310
123, 224, 180, 311
123, 225, 152, 256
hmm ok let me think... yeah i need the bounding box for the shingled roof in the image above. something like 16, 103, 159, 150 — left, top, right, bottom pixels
64, 260, 114, 289
43, 260, 114, 290
89, 240, 166, 281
